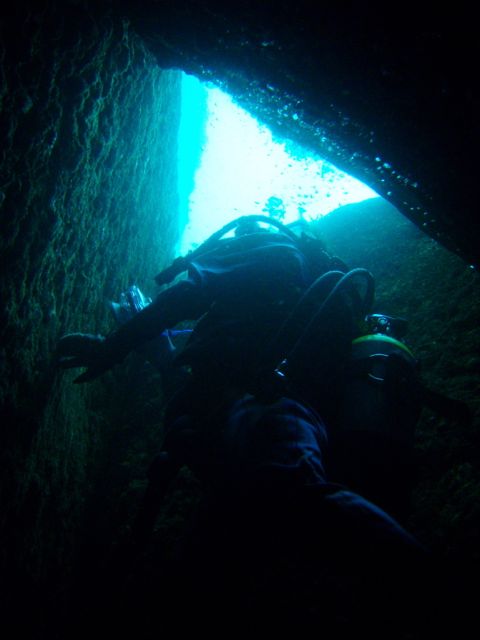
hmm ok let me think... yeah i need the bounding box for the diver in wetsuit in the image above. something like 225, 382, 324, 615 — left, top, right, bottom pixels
57, 215, 444, 636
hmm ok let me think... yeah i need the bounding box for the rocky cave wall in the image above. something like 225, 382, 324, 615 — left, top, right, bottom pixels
0, 4, 184, 628
316, 200, 480, 559
118, 0, 480, 270
1, 2, 479, 638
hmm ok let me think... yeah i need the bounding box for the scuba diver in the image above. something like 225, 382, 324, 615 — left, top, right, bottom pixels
57, 215, 456, 635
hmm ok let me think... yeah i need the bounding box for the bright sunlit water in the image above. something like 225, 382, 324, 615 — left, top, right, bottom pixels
177, 73, 379, 255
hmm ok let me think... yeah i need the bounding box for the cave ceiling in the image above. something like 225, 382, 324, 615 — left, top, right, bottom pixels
10, 1, 479, 267
115, 1, 478, 268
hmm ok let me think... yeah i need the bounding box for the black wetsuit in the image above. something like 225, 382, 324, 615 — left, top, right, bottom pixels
117, 231, 443, 636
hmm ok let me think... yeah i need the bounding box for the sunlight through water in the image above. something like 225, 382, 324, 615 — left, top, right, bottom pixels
177, 74, 379, 255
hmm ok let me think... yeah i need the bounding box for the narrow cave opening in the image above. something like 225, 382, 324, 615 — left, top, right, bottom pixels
1, 4, 478, 635
176, 72, 379, 255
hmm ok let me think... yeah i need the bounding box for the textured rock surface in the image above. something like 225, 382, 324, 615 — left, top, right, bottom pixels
317, 199, 480, 560
116, 0, 480, 269
0, 4, 183, 632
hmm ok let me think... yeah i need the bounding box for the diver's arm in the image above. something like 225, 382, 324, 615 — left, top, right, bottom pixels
57, 279, 209, 383
106, 280, 205, 354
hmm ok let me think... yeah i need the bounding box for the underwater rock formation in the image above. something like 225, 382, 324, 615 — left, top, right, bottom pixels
0, 4, 184, 634
1, 2, 478, 638
116, 0, 479, 269
318, 198, 480, 556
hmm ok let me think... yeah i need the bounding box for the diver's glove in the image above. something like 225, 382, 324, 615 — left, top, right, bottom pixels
56, 332, 126, 383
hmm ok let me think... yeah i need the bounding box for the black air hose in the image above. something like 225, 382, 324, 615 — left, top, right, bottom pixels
255, 269, 374, 401
154, 215, 300, 286
263, 270, 346, 365
286, 268, 375, 364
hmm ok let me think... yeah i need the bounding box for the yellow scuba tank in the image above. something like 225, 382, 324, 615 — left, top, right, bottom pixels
329, 314, 421, 519
346, 315, 419, 440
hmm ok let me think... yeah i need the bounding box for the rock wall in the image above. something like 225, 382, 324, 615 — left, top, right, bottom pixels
1, 2, 478, 637
317, 199, 480, 559
117, 0, 480, 269
0, 4, 184, 632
